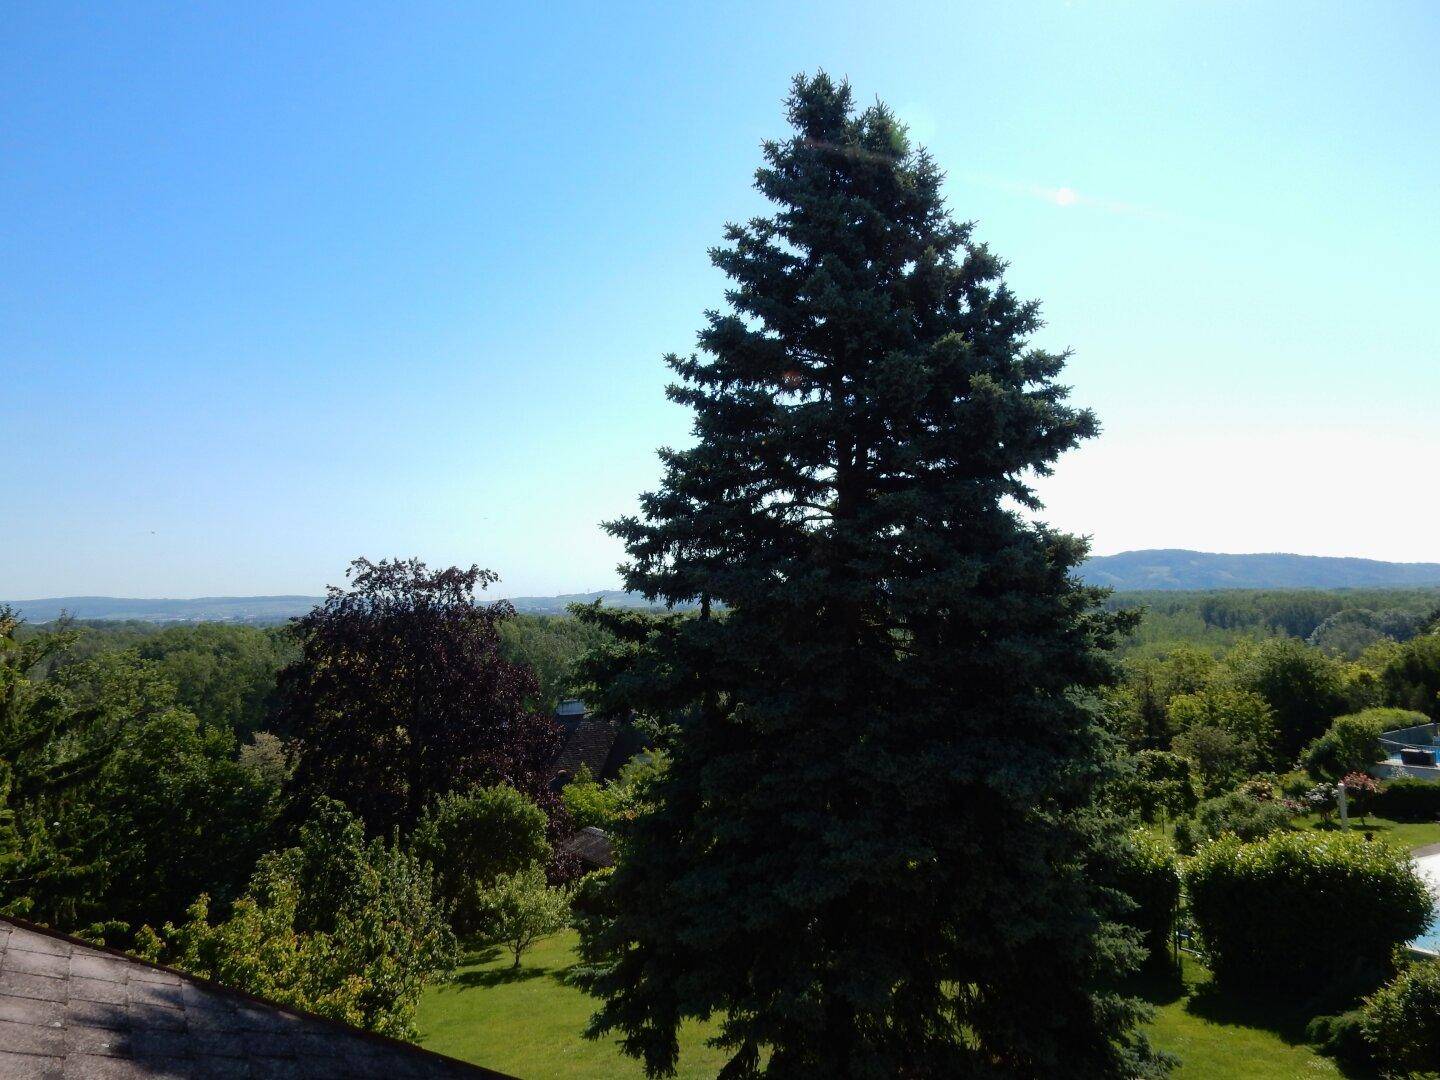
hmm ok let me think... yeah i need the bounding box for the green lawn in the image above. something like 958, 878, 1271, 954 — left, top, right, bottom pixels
417, 930, 731, 1079
1133, 955, 1370, 1079
1291, 812, 1440, 852
419, 932, 1367, 1079
1148, 813, 1440, 853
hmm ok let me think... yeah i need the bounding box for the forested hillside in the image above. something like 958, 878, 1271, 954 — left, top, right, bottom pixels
1109, 587, 1440, 657
1084, 549, 1440, 590
12, 550, 1440, 623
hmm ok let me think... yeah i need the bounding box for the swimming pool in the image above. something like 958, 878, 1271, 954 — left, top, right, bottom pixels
1410, 852, 1440, 954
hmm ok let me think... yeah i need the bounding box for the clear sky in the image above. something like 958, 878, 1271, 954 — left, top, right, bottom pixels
4, 2, 1438, 599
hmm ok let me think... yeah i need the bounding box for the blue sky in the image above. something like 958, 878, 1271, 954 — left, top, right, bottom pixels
4, 2, 1438, 598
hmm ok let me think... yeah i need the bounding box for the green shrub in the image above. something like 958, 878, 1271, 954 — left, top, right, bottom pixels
1361, 958, 1440, 1076
1301, 713, 1387, 781
560, 753, 669, 831
1091, 830, 1180, 970
1304, 1009, 1375, 1071
560, 765, 627, 830
140, 799, 457, 1039
1277, 770, 1312, 800
1184, 831, 1431, 999
1171, 816, 1198, 856
1360, 707, 1433, 733
1191, 788, 1291, 845
1373, 778, 1440, 823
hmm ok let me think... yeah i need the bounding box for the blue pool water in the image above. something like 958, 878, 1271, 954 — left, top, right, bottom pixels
1410, 853, 1440, 954
1411, 916, 1440, 954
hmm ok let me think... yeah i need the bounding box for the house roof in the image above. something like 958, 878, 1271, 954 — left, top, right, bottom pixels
0, 917, 511, 1079
558, 827, 614, 869
550, 719, 622, 784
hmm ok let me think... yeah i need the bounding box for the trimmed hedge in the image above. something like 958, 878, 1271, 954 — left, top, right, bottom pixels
1184, 831, 1431, 999
1372, 778, 1440, 823
1363, 707, 1433, 733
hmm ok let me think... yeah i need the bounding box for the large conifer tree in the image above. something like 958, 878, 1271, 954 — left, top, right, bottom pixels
577, 74, 1164, 1078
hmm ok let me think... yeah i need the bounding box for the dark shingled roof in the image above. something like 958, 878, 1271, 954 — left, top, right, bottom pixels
0, 917, 511, 1079
550, 719, 623, 784
558, 827, 614, 870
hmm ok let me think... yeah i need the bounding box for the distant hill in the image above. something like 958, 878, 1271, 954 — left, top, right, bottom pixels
9, 551, 1440, 623
1079, 549, 1440, 591
0, 595, 326, 624
502, 590, 679, 615
1, 590, 674, 624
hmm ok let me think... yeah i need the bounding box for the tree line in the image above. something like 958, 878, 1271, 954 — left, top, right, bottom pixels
0, 559, 611, 1037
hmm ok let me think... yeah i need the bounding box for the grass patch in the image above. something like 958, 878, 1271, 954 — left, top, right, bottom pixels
420, 931, 1377, 1078
1134, 954, 1373, 1078
416, 930, 730, 1079
1147, 813, 1440, 853
1291, 812, 1440, 851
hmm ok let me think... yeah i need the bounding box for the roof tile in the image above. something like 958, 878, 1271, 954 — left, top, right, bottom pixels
63, 1023, 133, 1058
6, 931, 71, 959
0, 971, 68, 1003
6, 950, 70, 980
0, 995, 64, 1027
0, 1049, 61, 1079
66, 976, 128, 1005
63, 1000, 128, 1032
0, 1016, 64, 1056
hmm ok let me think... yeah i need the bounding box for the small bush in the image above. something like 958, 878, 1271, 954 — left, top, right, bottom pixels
1361, 707, 1433, 733
1090, 830, 1181, 971
1372, 778, 1440, 823
1191, 789, 1291, 845
1305, 1009, 1375, 1070
1361, 959, 1440, 1076
1171, 816, 1198, 856
1184, 831, 1431, 1000
1277, 770, 1312, 800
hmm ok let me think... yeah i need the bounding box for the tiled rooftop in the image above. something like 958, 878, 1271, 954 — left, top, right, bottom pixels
558, 827, 614, 869
0, 918, 509, 1079
551, 719, 622, 783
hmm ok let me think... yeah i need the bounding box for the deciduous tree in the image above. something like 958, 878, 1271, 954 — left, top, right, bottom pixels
277, 558, 562, 835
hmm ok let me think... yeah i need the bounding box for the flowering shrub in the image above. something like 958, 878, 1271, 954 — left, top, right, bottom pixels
1341, 772, 1381, 824
1305, 783, 1339, 823
1235, 777, 1276, 803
